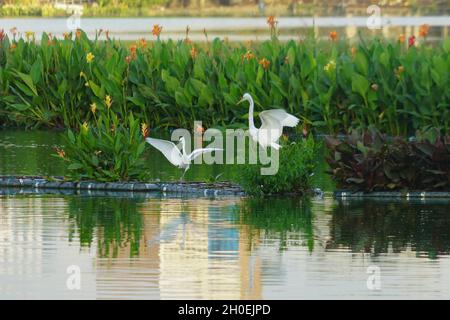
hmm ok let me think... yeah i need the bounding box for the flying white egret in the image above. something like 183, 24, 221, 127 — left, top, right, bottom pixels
146, 136, 223, 179
238, 93, 300, 150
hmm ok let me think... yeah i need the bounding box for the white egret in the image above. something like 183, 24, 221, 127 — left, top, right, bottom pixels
146, 136, 223, 179
238, 93, 299, 150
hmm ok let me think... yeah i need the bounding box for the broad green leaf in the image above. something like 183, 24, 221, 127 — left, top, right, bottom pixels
351, 73, 369, 98
68, 163, 84, 170
10, 104, 31, 111
15, 72, 38, 96
355, 51, 369, 76
89, 80, 104, 99
30, 58, 42, 84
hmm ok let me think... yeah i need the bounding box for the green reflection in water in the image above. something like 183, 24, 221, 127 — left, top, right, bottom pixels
237, 197, 314, 252
329, 199, 450, 259
68, 196, 144, 258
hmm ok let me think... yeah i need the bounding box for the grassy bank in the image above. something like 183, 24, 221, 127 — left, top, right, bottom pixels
0, 1, 447, 18
0, 3, 328, 18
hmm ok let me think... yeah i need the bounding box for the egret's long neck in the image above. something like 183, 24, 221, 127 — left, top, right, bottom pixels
248, 97, 256, 130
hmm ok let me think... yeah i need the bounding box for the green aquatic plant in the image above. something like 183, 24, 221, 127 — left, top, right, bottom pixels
238, 135, 317, 195
0, 29, 448, 134
325, 128, 450, 191
55, 109, 148, 182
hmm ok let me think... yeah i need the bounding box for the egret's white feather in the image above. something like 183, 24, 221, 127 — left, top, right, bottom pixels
145, 137, 183, 167
188, 148, 223, 162
258, 114, 283, 147
259, 109, 300, 127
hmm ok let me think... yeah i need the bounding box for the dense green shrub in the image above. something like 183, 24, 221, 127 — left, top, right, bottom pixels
55, 111, 148, 182
238, 135, 317, 195
0, 4, 66, 17
0, 29, 449, 134
325, 128, 450, 191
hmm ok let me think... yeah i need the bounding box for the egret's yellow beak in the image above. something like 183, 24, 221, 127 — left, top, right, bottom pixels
237, 97, 245, 105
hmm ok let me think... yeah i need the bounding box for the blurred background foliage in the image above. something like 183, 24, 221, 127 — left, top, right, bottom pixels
0, 0, 448, 17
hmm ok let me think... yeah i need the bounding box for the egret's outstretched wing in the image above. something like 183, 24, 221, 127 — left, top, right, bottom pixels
259, 109, 300, 128
258, 112, 284, 145
188, 148, 223, 162
146, 138, 183, 166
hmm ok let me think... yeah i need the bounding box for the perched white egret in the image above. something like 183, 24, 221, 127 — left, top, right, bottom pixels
146, 136, 223, 179
238, 93, 300, 150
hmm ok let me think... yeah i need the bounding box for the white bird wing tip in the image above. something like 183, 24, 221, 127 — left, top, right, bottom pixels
283, 115, 300, 127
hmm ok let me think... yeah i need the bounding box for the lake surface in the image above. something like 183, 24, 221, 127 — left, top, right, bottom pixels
1, 16, 449, 41
1, 130, 450, 299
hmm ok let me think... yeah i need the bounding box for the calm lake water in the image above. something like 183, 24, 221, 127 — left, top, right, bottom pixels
1, 130, 450, 299
1, 17, 449, 41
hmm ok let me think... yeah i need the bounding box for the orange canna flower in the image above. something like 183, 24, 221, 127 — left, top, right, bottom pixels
398, 34, 405, 43
329, 31, 338, 41
141, 123, 149, 138
152, 24, 162, 37
130, 44, 137, 59
76, 29, 82, 39
190, 46, 197, 59
243, 50, 255, 61
259, 58, 270, 70
184, 37, 193, 45
10, 43, 17, 51
139, 38, 147, 48
419, 24, 430, 37
54, 147, 66, 159
267, 16, 278, 29
351, 46, 357, 57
